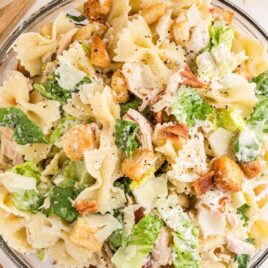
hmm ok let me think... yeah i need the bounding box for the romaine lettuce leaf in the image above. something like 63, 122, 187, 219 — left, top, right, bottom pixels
236, 254, 250, 268
156, 195, 199, 268
10, 161, 41, 182
111, 214, 163, 268
115, 119, 139, 158
237, 204, 250, 226
209, 21, 234, 50
252, 70, 268, 97
0, 107, 47, 145
171, 86, 213, 126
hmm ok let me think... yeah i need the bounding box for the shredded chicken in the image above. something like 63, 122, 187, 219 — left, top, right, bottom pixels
126, 108, 153, 151
240, 157, 262, 179
180, 65, 206, 88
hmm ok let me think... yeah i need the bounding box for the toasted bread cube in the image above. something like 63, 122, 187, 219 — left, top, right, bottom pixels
91, 36, 110, 68
192, 171, 214, 196
84, 0, 112, 22
74, 199, 97, 216
240, 158, 262, 179
212, 156, 243, 193
111, 70, 129, 103
141, 3, 166, 25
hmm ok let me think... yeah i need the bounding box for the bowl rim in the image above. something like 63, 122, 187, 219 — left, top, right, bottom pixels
0, 0, 268, 267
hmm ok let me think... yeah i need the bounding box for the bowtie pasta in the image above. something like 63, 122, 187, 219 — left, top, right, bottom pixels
0, 0, 268, 267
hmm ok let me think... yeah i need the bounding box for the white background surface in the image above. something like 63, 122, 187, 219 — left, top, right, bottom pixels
1, 0, 268, 267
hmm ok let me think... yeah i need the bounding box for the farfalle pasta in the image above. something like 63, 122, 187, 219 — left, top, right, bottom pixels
0, 0, 268, 268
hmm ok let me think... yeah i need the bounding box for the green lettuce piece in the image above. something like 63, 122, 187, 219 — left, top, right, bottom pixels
49, 117, 80, 144
36, 249, 46, 261
10, 161, 41, 182
115, 119, 139, 158
171, 86, 213, 126
33, 75, 70, 104
252, 70, 268, 97
0, 107, 46, 145
247, 97, 268, 133
120, 98, 142, 116
237, 204, 250, 227
236, 254, 250, 268
234, 129, 261, 163
66, 14, 86, 22
156, 195, 199, 268
111, 214, 163, 268
114, 177, 132, 195
209, 21, 234, 50
12, 190, 43, 213
49, 186, 79, 223
216, 108, 245, 132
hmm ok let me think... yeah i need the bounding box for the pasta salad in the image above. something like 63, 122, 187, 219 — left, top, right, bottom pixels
0, 0, 268, 267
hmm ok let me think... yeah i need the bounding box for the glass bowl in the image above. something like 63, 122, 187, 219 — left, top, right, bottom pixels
0, 0, 268, 267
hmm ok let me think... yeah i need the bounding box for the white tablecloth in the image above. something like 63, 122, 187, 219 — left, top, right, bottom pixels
1, 0, 268, 267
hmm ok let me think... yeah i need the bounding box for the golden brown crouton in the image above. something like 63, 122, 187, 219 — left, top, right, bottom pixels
121, 149, 158, 181
74, 199, 98, 216
84, 0, 112, 22
111, 69, 129, 103
212, 156, 243, 193
74, 23, 107, 41
91, 36, 110, 68
192, 171, 214, 196
172, 20, 190, 46
62, 124, 99, 161
180, 65, 207, 89
240, 158, 262, 179
210, 7, 234, 24
69, 218, 102, 251
141, 3, 166, 25
161, 123, 189, 141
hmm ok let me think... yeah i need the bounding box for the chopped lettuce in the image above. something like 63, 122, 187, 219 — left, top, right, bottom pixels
156, 195, 199, 268
114, 177, 132, 195
236, 254, 250, 268
248, 97, 268, 133
234, 129, 261, 163
115, 119, 139, 158
120, 98, 142, 116
209, 21, 234, 50
66, 13, 86, 22
237, 204, 250, 226
171, 86, 213, 126
36, 249, 46, 261
252, 70, 268, 97
0, 107, 46, 145
49, 116, 80, 143
111, 214, 163, 268
10, 161, 41, 182
49, 186, 79, 223
216, 108, 245, 132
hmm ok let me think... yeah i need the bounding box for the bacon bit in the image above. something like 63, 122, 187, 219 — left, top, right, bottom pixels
180, 65, 206, 89
134, 207, 145, 223
74, 199, 98, 216
218, 196, 229, 213
210, 6, 234, 24
161, 123, 189, 141
240, 158, 262, 179
192, 171, 214, 196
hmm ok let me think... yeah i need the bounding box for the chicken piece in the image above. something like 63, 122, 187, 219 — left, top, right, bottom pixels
172, 20, 191, 46
91, 36, 110, 68
40, 22, 53, 38
69, 218, 102, 251
141, 3, 166, 25
111, 69, 129, 103
74, 23, 107, 41
192, 171, 214, 196
0, 128, 23, 165
212, 156, 243, 193
74, 199, 97, 216
62, 123, 99, 161
180, 65, 206, 88
240, 158, 262, 179
210, 7, 234, 24
122, 149, 158, 181
161, 123, 189, 141
84, 0, 112, 22
152, 227, 172, 266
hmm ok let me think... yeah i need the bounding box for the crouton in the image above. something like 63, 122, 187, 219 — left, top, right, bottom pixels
84, 0, 112, 22
161, 123, 189, 141
141, 3, 166, 25
240, 158, 262, 179
121, 149, 158, 181
111, 69, 129, 103
192, 171, 214, 196
212, 156, 243, 193
74, 199, 97, 216
91, 36, 110, 68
